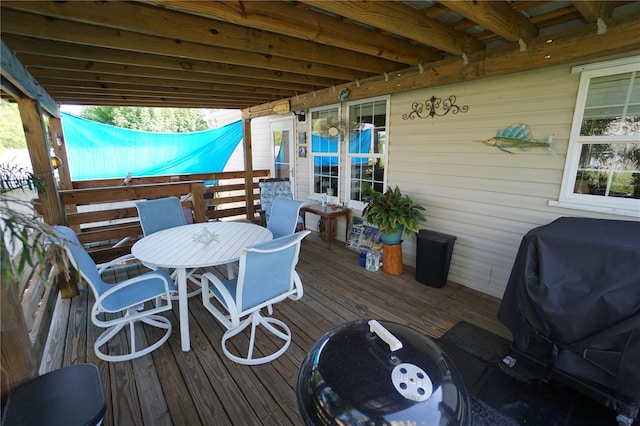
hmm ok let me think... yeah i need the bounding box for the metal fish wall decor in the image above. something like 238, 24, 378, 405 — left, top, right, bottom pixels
481, 124, 555, 155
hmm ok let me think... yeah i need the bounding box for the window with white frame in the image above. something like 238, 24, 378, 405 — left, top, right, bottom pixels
553, 57, 640, 217
346, 96, 389, 209
310, 105, 340, 197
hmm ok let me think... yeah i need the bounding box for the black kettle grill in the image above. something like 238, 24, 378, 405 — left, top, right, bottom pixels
296, 319, 471, 425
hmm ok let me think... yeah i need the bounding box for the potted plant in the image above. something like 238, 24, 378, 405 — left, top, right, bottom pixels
362, 185, 426, 244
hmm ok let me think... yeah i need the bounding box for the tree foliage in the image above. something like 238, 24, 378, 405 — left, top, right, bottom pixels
0, 102, 27, 151
80, 106, 209, 132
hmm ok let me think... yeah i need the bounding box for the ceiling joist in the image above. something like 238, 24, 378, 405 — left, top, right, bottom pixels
1, 0, 638, 112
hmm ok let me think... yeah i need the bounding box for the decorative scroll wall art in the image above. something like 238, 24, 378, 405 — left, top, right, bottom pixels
402, 95, 469, 120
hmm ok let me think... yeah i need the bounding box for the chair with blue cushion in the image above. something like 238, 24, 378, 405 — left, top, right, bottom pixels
201, 230, 310, 365
135, 196, 211, 284
55, 225, 177, 362
267, 198, 305, 238
134, 196, 190, 236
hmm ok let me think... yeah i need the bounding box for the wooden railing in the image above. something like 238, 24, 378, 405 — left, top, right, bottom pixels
3, 170, 271, 402
56, 170, 270, 264
1, 230, 61, 404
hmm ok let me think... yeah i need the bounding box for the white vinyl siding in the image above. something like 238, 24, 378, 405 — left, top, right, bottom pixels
287, 61, 640, 298
388, 63, 639, 298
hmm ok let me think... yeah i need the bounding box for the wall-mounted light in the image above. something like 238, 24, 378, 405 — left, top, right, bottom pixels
51, 156, 63, 169
292, 110, 306, 122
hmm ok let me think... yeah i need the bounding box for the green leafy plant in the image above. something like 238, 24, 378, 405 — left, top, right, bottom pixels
1, 163, 69, 287
362, 185, 426, 237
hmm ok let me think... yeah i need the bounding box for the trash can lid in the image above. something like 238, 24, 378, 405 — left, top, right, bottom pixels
418, 229, 457, 243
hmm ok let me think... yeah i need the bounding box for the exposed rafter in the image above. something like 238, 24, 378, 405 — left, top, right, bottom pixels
441, 0, 538, 42
1, 0, 638, 110
301, 0, 483, 56
572, 1, 613, 23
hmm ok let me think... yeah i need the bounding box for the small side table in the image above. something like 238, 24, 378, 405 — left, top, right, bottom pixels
300, 204, 350, 249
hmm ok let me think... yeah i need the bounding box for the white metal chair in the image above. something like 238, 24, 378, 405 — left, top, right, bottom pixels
55, 225, 176, 362
201, 230, 310, 365
267, 198, 305, 238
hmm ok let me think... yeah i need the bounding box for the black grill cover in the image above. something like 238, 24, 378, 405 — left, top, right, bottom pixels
498, 217, 640, 400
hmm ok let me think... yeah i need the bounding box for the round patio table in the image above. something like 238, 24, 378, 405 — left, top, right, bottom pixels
132, 221, 272, 351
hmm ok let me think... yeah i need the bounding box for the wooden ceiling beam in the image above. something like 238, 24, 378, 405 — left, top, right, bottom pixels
142, 0, 442, 65
46, 88, 275, 104
44, 78, 275, 94
1, 76, 23, 100
2, 0, 401, 75
572, 1, 613, 23
440, 0, 538, 42
43, 86, 273, 103
38, 86, 284, 105
0, 40, 58, 116
530, 8, 583, 28
56, 96, 253, 109
245, 12, 640, 118
15, 53, 316, 93
3, 35, 337, 89
1, 8, 369, 81
530, 5, 580, 24
25, 69, 298, 97
423, 4, 450, 19
509, 1, 548, 13
300, 0, 483, 56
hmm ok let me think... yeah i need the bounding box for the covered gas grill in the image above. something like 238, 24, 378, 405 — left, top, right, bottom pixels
498, 217, 640, 425
296, 319, 472, 425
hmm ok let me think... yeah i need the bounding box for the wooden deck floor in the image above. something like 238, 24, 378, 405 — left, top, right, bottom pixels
42, 235, 511, 426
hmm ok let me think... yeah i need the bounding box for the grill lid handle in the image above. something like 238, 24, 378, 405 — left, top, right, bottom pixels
369, 319, 403, 352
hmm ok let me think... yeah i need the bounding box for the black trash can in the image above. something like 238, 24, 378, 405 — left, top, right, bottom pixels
416, 229, 456, 288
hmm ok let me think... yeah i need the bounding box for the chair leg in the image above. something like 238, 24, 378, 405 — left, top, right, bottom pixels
169, 269, 202, 299
226, 263, 235, 280
221, 311, 291, 365
94, 315, 172, 362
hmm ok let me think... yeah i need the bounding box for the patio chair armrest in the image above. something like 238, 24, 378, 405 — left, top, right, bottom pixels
201, 272, 240, 328
96, 270, 175, 306
97, 254, 138, 274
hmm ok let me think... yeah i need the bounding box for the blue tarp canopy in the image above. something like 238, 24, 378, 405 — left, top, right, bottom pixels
61, 112, 242, 180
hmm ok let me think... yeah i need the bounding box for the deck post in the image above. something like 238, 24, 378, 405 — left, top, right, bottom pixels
242, 119, 255, 220
16, 98, 65, 226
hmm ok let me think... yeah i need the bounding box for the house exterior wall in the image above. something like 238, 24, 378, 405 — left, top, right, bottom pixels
226, 116, 272, 173
246, 115, 313, 197
390, 62, 638, 298
276, 61, 639, 299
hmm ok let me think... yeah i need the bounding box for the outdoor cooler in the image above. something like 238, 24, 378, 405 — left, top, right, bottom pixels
296, 319, 472, 425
